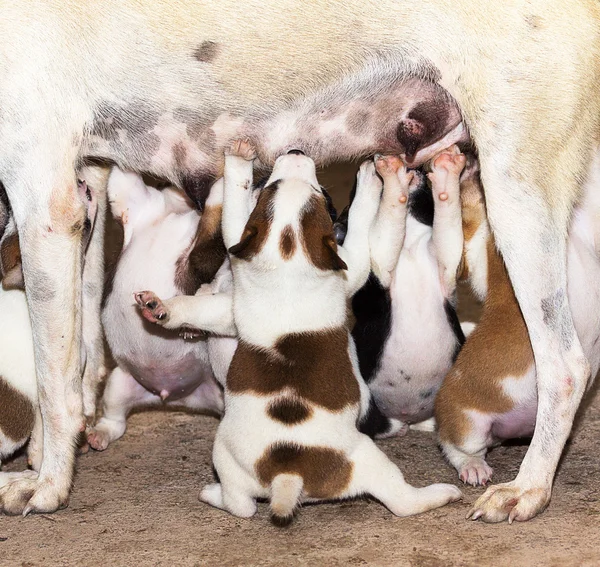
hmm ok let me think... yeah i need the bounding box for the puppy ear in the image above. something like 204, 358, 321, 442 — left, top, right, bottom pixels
228, 225, 259, 259
0, 231, 24, 291
322, 235, 348, 271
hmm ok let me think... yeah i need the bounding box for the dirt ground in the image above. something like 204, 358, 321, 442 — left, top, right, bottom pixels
2, 164, 600, 567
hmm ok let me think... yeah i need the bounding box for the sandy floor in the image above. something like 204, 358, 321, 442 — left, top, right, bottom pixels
2, 165, 600, 566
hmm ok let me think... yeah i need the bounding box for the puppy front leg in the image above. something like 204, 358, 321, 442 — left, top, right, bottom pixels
427, 146, 466, 298
0, 162, 85, 515
135, 291, 237, 337
370, 155, 412, 288
338, 161, 382, 296
222, 140, 256, 249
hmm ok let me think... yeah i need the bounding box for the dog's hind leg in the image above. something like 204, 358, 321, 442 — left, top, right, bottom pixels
0, 147, 87, 515
79, 165, 110, 429
347, 436, 462, 517
464, 123, 598, 523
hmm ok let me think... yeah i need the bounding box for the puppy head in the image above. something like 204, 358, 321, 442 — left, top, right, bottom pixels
229, 151, 347, 272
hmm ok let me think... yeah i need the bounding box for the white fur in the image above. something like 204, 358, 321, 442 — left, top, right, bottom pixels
198, 147, 461, 521
87, 168, 223, 451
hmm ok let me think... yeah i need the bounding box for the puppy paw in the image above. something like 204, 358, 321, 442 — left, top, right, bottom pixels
134, 291, 169, 324
374, 154, 404, 178
356, 160, 383, 200
179, 324, 207, 341
427, 145, 466, 202
466, 481, 551, 523
86, 426, 114, 452
458, 458, 493, 487
227, 139, 256, 161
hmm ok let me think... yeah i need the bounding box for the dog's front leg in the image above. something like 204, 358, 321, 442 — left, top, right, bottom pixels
338, 161, 382, 296
0, 165, 85, 515
222, 140, 256, 250
79, 165, 109, 428
466, 143, 591, 524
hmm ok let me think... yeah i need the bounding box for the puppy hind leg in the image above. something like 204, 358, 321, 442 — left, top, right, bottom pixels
339, 161, 383, 295
222, 140, 256, 249
347, 437, 461, 517
427, 146, 466, 298
370, 155, 412, 288
87, 367, 159, 451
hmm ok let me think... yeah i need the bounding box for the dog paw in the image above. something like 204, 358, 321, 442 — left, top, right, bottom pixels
179, 324, 207, 341
227, 139, 256, 161
427, 146, 466, 202
466, 481, 551, 523
356, 160, 383, 199
0, 474, 69, 516
374, 154, 413, 204
458, 458, 493, 487
134, 291, 169, 324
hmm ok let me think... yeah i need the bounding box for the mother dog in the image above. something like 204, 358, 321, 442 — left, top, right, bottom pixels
0, 0, 599, 523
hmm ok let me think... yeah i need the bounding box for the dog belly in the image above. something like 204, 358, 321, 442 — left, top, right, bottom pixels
86, 71, 465, 207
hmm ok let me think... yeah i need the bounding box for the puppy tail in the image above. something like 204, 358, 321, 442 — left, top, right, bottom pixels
270, 474, 303, 526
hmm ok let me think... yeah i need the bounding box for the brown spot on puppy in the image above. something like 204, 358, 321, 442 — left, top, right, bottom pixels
194, 41, 219, 63
267, 397, 313, 425
175, 204, 227, 295
228, 328, 360, 411
279, 224, 296, 260
229, 182, 278, 260
0, 231, 24, 290
436, 237, 533, 446
0, 378, 35, 442
300, 195, 347, 271
255, 443, 353, 499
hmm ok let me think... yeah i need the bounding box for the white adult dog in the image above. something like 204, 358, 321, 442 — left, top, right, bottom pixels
0, 1, 598, 522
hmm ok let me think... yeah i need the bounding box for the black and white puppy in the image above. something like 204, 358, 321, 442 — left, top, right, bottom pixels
335, 148, 470, 435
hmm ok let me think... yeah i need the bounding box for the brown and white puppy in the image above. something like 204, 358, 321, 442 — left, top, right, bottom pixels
141, 141, 462, 523
1, 0, 599, 521
0, 177, 98, 485
435, 151, 600, 522
86, 168, 225, 451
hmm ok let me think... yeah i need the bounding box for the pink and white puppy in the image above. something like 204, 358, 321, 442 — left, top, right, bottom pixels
87, 169, 225, 451
140, 141, 462, 524
0, 177, 98, 481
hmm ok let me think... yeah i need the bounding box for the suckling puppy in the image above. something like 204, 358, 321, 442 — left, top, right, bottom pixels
87, 169, 225, 451
435, 152, 600, 499
335, 147, 468, 435
141, 140, 462, 523
0, 179, 97, 478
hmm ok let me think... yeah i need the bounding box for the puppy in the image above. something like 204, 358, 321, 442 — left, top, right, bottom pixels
0, 179, 97, 478
435, 152, 600, 505
334, 147, 469, 436
87, 169, 225, 451
141, 141, 462, 523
